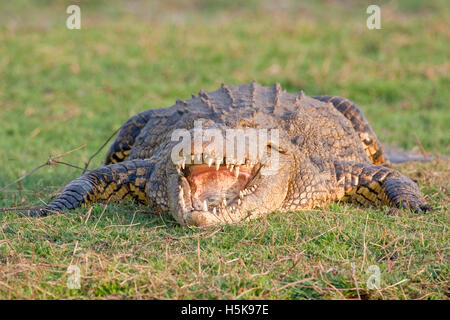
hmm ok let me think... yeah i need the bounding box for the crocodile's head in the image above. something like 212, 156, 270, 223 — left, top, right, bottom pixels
165, 124, 292, 226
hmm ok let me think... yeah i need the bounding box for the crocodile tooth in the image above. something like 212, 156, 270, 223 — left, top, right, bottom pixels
207, 157, 213, 168
181, 158, 185, 170
215, 160, 220, 171
191, 155, 195, 162
222, 198, 227, 206
203, 200, 208, 211
237, 199, 241, 205
179, 186, 185, 207
212, 207, 216, 215
234, 165, 240, 178
180, 196, 185, 208
229, 164, 234, 172
239, 191, 244, 199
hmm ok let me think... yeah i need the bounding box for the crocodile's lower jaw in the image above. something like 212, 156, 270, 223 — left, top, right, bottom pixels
183, 162, 260, 213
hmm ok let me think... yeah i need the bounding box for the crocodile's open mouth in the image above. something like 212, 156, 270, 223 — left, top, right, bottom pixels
176, 155, 261, 214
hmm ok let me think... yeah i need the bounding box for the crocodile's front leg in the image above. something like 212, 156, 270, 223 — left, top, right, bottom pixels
21, 159, 157, 216
333, 160, 429, 212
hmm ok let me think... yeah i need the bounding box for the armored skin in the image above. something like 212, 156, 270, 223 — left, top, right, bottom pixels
23, 82, 429, 226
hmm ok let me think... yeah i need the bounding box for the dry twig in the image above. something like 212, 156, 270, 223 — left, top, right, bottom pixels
0, 128, 119, 213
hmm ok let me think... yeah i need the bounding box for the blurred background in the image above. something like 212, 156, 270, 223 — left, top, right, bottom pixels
0, 0, 449, 190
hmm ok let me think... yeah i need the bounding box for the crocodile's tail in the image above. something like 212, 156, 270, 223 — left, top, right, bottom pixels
21, 159, 153, 217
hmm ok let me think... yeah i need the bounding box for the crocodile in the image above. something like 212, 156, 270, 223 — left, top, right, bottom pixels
23, 82, 429, 226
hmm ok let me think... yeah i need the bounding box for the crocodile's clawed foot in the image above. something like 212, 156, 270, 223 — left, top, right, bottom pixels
397, 201, 432, 213
19, 208, 53, 217
383, 177, 429, 214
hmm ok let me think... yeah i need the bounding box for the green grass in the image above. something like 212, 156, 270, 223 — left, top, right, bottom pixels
0, 0, 449, 299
